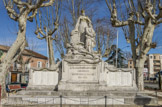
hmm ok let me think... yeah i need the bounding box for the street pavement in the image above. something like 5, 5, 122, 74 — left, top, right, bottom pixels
144, 82, 162, 105
144, 89, 162, 106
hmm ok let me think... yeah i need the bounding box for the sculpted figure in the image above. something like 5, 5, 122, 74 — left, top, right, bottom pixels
71, 10, 91, 45
85, 24, 96, 53
69, 10, 96, 54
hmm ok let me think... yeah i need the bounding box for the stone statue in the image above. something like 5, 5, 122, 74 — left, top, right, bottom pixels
70, 10, 95, 53
85, 23, 96, 53
65, 10, 101, 61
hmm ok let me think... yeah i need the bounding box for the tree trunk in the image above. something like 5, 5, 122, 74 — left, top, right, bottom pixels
0, 16, 27, 98
135, 57, 146, 91
47, 35, 55, 69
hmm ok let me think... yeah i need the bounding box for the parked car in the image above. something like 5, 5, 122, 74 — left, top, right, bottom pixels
21, 83, 28, 89
154, 71, 162, 78
149, 77, 156, 81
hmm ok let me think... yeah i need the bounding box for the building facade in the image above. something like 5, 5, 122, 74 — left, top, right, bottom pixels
128, 59, 134, 68
128, 54, 162, 77
0, 45, 48, 84
147, 54, 162, 77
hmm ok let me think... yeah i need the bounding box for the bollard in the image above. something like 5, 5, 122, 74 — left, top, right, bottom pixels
0, 85, 1, 104
60, 95, 62, 107
105, 96, 107, 107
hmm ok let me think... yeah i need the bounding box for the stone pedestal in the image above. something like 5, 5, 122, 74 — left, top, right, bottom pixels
59, 59, 103, 91
58, 59, 137, 91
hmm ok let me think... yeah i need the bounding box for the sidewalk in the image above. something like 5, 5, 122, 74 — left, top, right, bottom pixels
144, 90, 162, 97
144, 90, 162, 105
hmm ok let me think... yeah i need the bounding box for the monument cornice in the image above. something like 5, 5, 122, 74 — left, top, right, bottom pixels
64, 59, 102, 64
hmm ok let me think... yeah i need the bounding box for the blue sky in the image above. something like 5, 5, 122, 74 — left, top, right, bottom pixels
0, 1, 162, 59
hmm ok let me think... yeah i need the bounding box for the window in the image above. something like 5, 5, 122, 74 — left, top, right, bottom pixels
25, 64, 28, 71
154, 60, 160, 63
150, 56, 152, 59
130, 61, 132, 64
25, 63, 30, 71
160, 56, 162, 59
37, 61, 42, 68
130, 66, 132, 68
46, 62, 49, 68
154, 56, 156, 59
13, 62, 17, 71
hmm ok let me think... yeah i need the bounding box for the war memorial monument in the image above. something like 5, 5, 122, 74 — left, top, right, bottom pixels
6, 11, 157, 106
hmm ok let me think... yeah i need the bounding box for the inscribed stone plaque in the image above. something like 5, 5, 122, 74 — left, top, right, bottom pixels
107, 71, 132, 86
32, 71, 58, 86
68, 64, 98, 82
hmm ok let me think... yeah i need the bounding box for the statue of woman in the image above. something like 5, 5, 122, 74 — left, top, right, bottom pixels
71, 10, 92, 45
70, 10, 96, 53
85, 24, 96, 53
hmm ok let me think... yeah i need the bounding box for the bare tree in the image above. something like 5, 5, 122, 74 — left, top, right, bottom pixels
106, 0, 162, 90
0, 0, 55, 98
35, 0, 61, 69
55, 17, 70, 58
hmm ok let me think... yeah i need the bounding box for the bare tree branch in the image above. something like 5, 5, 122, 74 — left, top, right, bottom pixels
36, 28, 46, 38
145, 2, 155, 19
5, 6, 18, 21
156, 19, 162, 24
31, 0, 55, 9
156, 0, 162, 20
13, 0, 30, 8
40, 0, 55, 7
105, 0, 112, 12
27, 9, 38, 22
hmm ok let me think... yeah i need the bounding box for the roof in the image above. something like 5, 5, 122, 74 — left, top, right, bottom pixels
128, 59, 133, 61
0, 45, 47, 59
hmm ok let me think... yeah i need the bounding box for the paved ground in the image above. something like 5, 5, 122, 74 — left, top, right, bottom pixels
144, 89, 162, 106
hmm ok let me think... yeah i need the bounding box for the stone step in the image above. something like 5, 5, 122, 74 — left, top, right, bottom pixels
2, 104, 146, 107
17, 90, 138, 97
6, 93, 157, 106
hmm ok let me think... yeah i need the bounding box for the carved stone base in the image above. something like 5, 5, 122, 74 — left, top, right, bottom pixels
58, 59, 137, 92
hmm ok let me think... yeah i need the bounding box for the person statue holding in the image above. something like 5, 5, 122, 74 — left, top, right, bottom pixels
85, 24, 96, 53
68, 10, 96, 55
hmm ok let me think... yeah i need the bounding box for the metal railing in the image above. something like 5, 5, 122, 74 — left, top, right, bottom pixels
7, 95, 126, 106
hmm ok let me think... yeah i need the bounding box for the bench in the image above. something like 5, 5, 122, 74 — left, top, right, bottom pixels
8, 84, 23, 92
